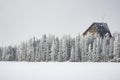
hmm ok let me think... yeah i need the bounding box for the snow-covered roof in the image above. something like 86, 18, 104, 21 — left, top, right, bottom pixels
83, 22, 112, 38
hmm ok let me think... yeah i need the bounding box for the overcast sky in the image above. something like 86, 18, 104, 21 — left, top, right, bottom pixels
0, 0, 120, 46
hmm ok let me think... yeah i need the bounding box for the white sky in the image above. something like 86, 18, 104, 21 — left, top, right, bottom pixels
0, 0, 120, 46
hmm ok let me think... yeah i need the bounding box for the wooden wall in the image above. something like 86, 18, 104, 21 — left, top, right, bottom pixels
84, 25, 98, 36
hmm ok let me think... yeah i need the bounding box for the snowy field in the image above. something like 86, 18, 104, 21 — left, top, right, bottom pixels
0, 62, 120, 80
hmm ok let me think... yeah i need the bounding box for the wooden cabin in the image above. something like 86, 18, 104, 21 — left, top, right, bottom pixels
83, 23, 112, 38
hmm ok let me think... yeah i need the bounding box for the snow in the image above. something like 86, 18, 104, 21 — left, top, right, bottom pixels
0, 62, 120, 80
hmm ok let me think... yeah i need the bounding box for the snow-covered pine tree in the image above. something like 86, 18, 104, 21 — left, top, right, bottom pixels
40, 34, 47, 61
75, 35, 81, 62
27, 38, 35, 61
66, 35, 72, 60
109, 38, 114, 61
55, 37, 59, 60
46, 41, 51, 62
113, 33, 120, 61
35, 39, 41, 61
12, 46, 18, 61
32, 37, 37, 61
84, 34, 89, 53
95, 37, 101, 61
62, 36, 68, 61
70, 46, 75, 62
16, 45, 21, 61
80, 35, 85, 61
51, 38, 59, 61
2, 47, 7, 61
101, 33, 110, 62
87, 44, 92, 61
19, 42, 28, 61
91, 39, 96, 62
81, 33, 92, 61
91, 39, 99, 62
0, 47, 3, 61
2, 46, 16, 61
26, 39, 32, 61
57, 39, 63, 62
106, 33, 111, 61
101, 38, 107, 61
46, 35, 55, 61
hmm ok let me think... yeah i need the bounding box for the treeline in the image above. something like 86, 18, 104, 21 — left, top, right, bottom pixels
0, 32, 120, 62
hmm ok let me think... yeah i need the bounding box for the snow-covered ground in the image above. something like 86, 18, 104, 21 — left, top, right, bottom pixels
0, 62, 120, 80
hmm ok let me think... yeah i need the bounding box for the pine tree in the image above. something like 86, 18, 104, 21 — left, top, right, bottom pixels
80, 36, 85, 61
109, 38, 114, 60
12, 46, 18, 61
88, 44, 92, 61
32, 37, 37, 61
70, 46, 75, 62
66, 35, 72, 60
35, 39, 41, 61
101, 33, 110, 62
19, 42, 28, 61
0, 47, 3, 61
75, 36, 81, 62
57, 40, 63, 62
46, 41, 51, 62
113, 33, 120, 61
62, 36, 68, 61
16, 45, 21, 61
95, 37, 101, 61
51, 38, 59, 61
40, 34, 47, 61
27, 39, 32, 61
92, 39, 99, 62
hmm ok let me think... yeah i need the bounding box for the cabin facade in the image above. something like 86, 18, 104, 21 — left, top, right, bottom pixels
83, 23, 112, 38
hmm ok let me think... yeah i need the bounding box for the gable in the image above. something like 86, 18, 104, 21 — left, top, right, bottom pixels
83, 23, 112, 38
84, 24, 98, 35
83, 23, 98, 36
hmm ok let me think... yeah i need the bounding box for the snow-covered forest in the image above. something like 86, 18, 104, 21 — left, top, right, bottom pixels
0, 32, 120, 62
